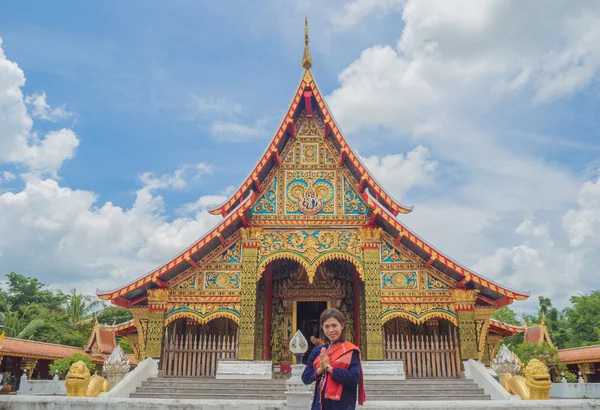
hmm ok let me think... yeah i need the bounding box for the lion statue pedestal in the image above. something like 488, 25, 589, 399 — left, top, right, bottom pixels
65, 361, 110, 397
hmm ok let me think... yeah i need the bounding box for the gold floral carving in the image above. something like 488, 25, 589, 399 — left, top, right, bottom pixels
457, 309, 478, 360
363, 245, 384, 360
475, 307, 495, 361
238, 244, 259, 360
165, 310, 239, 326
358, 227, 383, 243
452, 289, 479, 309
148, 288, 169, 303
257, 229, 364, 283
381, 310, 458, 326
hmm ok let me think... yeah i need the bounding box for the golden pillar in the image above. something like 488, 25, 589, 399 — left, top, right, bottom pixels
485, 334, 503, 366
360, 227, 384, 361
475, 307, 494, 361
130, 307, 148, 360
238, 227, 262, 360
146, 289, 168, 358
452, 289, 479, 361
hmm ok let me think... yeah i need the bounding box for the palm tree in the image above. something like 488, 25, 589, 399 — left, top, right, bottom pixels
59, 289, 103, 328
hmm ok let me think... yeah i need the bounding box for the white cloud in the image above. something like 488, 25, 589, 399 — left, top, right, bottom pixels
361, 145, 437, 201
0, 171, 15, 183
331, 0, 405, 30
191, 95, 243, 118
140, 163, 213, 192
210, 119, 269, 142
0, 176, 224, 295
0, 37, 79, 175
323, 1, 600, 312
563, 176, 600, 248
327, 0, 600, 134
24, 92, 72, 121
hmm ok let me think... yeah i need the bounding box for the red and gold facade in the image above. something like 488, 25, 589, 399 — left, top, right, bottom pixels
97, 34, 528, 372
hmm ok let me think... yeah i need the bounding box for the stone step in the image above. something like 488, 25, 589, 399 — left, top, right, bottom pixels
130, 392, 287, 400
370, 395, 490, 401
135, 387, 285, 396
132, 377, 488, 402
365, 387, 485, 392
364, 389, 488, 396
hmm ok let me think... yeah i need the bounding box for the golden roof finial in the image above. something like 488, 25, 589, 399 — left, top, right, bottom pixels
302, 17, 312, 70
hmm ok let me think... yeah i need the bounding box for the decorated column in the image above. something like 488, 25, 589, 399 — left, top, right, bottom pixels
146, 289, 168, 358
360, 227, 384, 361
452, 289, 479, 361
130, 307, 148, 360
475, 307, 495, 361
238, 227, 262, 360
484, 334, 503, 366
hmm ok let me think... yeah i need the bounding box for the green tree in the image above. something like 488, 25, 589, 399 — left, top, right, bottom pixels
17, 310, 88, 347
97, 306, 133, 326
513, 342, 561, 372
492, 307, 522, 326
564, 291, 600, 347
116, 336, 133, 354
6, 272, 64, 312
59, 289, 103, 329
49, 353, 96, 379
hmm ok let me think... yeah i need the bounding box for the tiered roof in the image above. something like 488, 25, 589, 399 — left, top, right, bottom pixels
97, 20, 528, 309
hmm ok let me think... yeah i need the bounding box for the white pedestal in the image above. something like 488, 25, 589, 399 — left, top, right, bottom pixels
215, 360, 273, 379
363, 360, 406, 380
285, 364, 313, 410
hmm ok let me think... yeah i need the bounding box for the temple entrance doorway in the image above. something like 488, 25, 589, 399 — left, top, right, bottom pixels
296, 301, 327, 363
259, 258, 364, 369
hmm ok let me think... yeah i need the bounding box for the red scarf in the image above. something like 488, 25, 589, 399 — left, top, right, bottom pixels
313, 341, 366, 406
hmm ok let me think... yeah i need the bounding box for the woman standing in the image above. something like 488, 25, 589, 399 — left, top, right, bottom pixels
301, 308, 366, 409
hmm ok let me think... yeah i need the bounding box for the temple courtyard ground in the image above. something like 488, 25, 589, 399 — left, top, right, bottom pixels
1, 396, 600, 409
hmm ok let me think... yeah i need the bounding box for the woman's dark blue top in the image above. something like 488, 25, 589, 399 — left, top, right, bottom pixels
301, 344, 361, 410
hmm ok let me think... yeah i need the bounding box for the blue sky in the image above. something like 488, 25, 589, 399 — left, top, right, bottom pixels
1, 1, 599, 313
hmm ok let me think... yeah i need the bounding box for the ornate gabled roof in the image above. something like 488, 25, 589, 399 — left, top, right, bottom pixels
85, 320, 117, 356
96, 191, 255, 304
364, 189, 529, 304
208, 69, 413, 219
524, 316, 554, 347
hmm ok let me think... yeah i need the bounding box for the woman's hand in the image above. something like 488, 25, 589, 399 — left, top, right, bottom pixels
320, 348, 330, 368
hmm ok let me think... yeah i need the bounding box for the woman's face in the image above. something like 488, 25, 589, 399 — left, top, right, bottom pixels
322, 317, 344, 343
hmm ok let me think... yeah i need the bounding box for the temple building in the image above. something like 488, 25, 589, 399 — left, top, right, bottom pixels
96, 21, 529, 378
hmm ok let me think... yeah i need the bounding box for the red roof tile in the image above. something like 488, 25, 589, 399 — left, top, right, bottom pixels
0, 337, 86, 360
559, 345, 600, 364
525, 327, 542, 343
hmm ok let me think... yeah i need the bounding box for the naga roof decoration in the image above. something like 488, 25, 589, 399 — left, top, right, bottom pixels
489, 318, 526, 336
96, 191, 255, 305
363, 189, 529, 303
104, 319, 136, 335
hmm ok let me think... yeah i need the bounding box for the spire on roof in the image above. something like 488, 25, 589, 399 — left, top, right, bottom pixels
302, 17, 312, 70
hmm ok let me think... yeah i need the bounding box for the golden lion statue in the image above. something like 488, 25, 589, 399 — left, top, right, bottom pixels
65, 360, 110, 397
501, 359, 552, 400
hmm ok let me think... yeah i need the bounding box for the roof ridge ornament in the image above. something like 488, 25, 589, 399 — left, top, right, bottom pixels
302, 17, 312, 70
